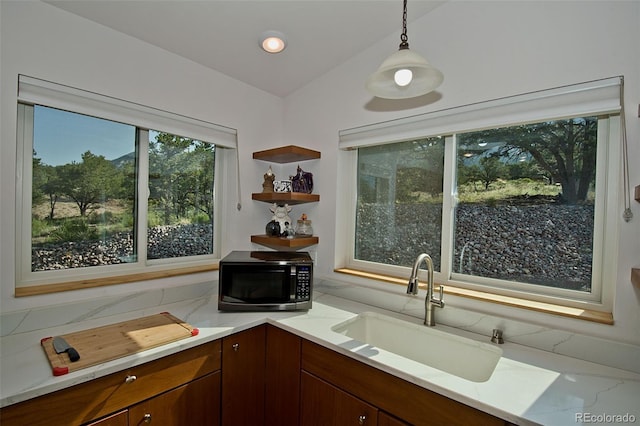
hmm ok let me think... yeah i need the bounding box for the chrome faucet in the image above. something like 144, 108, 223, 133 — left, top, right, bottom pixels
407, 253, 444, 326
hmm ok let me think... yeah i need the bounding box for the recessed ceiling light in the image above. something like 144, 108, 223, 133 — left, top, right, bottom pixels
260, 31, 287, 54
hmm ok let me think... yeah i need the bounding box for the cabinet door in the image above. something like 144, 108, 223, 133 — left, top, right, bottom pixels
128, 372, 220, 426
265, 324, 301, 426
221, 325, 266, 426
300, 371, 378, 426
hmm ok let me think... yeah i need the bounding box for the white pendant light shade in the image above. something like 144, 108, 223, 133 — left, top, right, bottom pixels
365, 0, 443, 99
366, 48, 443, 99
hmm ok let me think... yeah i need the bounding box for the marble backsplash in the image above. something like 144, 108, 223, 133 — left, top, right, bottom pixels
2, 278, 639, 374
0, 281, 215, 337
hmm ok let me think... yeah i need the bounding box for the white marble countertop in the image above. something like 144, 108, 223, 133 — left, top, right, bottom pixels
1, 288, 639, 426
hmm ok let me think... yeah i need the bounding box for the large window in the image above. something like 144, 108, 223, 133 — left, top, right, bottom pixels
453, 119, 597, 292
340, 78, 622, 312
16, 76, 236, 293
30, 106, 139, 271
356, 137, 444, 270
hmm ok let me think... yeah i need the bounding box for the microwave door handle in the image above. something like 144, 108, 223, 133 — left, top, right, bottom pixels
290, 266, 297, 300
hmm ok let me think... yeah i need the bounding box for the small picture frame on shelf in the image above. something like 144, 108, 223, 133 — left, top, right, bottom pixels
273, 180, 292, 193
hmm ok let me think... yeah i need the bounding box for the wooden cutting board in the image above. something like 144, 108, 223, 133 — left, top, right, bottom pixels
41, 312, 199, 376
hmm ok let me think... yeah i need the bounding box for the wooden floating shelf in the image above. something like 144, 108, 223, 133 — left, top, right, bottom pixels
251, 235, 319, 250
252, 192, 319, 205
253, 145, 321, 164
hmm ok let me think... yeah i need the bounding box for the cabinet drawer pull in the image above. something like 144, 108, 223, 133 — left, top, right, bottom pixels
124, 375, 137, 384
143, 413, 152, 423
232, 343, 239, 352
358, 414, 366, 424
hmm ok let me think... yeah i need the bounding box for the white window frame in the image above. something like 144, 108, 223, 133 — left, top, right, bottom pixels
15, 76, 237, 289
337, 77, 622, 313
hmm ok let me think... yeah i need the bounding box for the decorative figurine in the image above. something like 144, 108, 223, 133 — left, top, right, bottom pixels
262, 166, 275, 193
273, 180, 292, 192
269, 203, 292, 234
265, 219, 280, 236
290, 165, 313, 193
282, 221, 296, 239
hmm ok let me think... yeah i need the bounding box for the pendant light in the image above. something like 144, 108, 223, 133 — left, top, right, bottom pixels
366, 0, 443, 99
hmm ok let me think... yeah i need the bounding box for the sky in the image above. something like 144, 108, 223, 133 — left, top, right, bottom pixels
33, 105, 135, 166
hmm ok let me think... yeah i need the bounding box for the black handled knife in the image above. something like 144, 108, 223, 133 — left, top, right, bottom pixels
53, 336, 80, 362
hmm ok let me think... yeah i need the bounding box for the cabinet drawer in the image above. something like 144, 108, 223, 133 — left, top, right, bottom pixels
0, 340, 221, 426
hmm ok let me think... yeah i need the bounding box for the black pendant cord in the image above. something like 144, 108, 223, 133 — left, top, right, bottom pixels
399, 0, 409, 50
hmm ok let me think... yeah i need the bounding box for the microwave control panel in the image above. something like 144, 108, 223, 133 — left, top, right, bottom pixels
295, 265, 312, 300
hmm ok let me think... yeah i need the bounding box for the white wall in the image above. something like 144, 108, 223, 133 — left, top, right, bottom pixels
0, 1, 282, 312
282, 1, 640, 345
1, 0, 639, 350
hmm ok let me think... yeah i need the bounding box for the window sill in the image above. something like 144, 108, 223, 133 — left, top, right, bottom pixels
15, 265, 218, 297
334, 268, 613, 325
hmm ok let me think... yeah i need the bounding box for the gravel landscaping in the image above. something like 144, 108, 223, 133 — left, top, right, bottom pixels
32, 223, 213, 271
33, 203, 593, 292
356, 202, 593, 291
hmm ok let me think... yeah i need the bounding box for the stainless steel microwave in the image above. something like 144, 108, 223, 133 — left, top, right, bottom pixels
218, 251, 313, 311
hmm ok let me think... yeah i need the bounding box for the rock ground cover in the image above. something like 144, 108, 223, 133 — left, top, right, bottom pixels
356, 202, 593, 291
33, 202, 593, 292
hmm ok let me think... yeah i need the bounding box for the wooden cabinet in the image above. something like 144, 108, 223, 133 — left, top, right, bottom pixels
128, 372, 220, 426
1, 325, 510, 426
301, 371, 378, 426
265, 324, 301, 426
301, 339, 507, 426
0, 341, 221, 426
221, 325, 266, 426
251, 145, 320, 249
221, 324, 302, 426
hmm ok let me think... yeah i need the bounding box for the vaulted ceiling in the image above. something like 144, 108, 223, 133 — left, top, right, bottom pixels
45, 1, 444, 97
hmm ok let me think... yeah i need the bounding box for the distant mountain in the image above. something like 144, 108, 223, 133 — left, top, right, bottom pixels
111, 151, 136, 168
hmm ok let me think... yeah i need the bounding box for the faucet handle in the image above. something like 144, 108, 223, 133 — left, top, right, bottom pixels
491, 329, 504, 344
431, 285, 445, 308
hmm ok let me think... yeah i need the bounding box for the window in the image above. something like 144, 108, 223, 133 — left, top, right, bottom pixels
339, 77, 622, 312
356, 137, 444, 270
453, 119, 597, 292
30, 106, 139, 271
16, 76, 237, 293
146, 130, 216, 260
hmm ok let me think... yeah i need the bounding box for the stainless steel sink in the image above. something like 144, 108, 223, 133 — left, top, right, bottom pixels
331, 312, 502, 382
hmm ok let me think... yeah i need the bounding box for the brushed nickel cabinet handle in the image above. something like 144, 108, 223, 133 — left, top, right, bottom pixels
232, 343, 239, 352
358, 414, 366, 424
143, 413, 152, 423
124, 375, 137, 384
